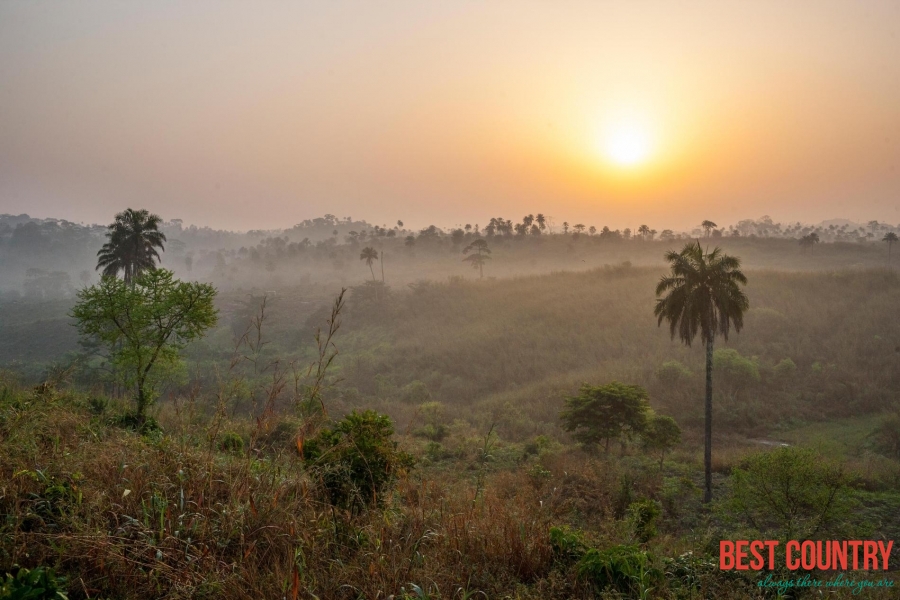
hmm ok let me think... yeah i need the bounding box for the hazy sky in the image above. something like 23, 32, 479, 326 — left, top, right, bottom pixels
2, 1, 899, 231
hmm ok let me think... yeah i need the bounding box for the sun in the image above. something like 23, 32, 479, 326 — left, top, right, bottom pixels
596, 115, 654, 168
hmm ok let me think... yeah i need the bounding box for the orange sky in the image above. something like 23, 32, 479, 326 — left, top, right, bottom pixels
1, 1, 899, 231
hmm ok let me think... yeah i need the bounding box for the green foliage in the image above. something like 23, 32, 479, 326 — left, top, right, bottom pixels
71, 269, 217, 419
720, 447, 854, 539
655, 360, 691, 384
0, 566, 68, 600
218, 431, 244, 454
401, 381, 431, 404
871, 413, 900, 460
303, 410, 415, 511
641, 413, 681, 468
713, 348, 760, 385
773, 357, 797, 378
627, 499, 661, 543
548, 526, 586, 565
560, 382, 650, 451
576, 544, 660, 597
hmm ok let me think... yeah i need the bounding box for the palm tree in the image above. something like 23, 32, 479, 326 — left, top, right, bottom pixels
701, 220, 717, 237
536, 213, 547, 231
562, 222, 569, 234
463, 239, 491, 278
884, 232, 899, 263
359, 247, 379, 281
654, 242, 749, 503
96, 208, 167, 284
638, 224, 651, 240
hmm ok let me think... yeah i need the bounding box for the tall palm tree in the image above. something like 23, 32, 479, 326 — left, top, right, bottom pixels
654, 242, 749, 503
701, 220, 717, 237
638, 224, 651, 240
884, 232, 899, 263
96, 208, 167, 284
359, 247, 379, 281
535, 213, 547, 231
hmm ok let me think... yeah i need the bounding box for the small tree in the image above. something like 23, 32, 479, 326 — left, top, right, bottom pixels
71, 269, 217, 422
641, 414, 681, 469
560, 382, 650, 452
462, 238, 491, 278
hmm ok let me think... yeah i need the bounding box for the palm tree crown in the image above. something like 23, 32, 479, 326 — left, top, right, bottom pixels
654, 242, 749, 345
96, 208, 167, 284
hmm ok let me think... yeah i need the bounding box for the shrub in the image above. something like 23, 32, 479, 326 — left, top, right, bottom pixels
576, 544, 660, 596
871, 413, 900, 460
627, 499, 661, 543
1, 566, 69, 599
218, 431, 244, 454
720, 447, 854, 539
656, 360, 692, 384
549, 526, 586, 565
303, 410, 415, 511
773, 357, 797, 378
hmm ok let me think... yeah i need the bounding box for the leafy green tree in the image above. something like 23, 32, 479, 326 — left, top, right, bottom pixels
560, 382, 650, 452
883, 232, 898, 262
71, 269, 217, 422
722, 447, 852, 539
359, 246, 379, 281
654, 242, 749, 502
303, 410, 415, 512
641, 413, 682, 469
462, 238, 491, 278
96, 208, 167, 284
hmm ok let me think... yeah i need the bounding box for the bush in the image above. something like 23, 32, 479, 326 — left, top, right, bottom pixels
576, 544, 660, 596
656, 360, 692, 384
627, 499, 661, 543
549, 526, 586, 565
218, 431, 245, 454
720, 447, 854, 539
773, 357, 797, 378
303, 410, 415, 511
1, 566, 69, 599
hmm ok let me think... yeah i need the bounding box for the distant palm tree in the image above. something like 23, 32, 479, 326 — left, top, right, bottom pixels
359, 247, 379, 281
463, 239, 491, 278
562, 222, 569, 234
573, 224, 586, 234
638, 224, 651, 240
701, 220, 717, 237
536, 214, 547, 231
884, 232, 899, 262
654, 242, 749, 503
96, 208, 167, 284
799, 232, 820, 253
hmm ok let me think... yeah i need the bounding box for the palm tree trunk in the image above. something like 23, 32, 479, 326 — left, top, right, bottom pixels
704, 336, 714, 503
369, 264, 375, 282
